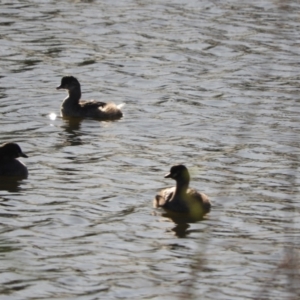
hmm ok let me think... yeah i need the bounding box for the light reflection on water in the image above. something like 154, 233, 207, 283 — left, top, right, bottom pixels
0, 0, 300, 299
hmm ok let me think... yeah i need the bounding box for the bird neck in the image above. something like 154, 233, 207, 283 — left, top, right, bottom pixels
66, 87, 82, 104
174, 179, 189, 196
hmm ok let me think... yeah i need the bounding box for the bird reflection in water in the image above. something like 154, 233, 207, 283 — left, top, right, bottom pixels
61, 116, 83, 147
158, 210, 207, 238
0, 177, 25, 193
49, 111, 84, 146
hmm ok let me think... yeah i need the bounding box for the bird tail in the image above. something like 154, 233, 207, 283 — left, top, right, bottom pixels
101, 103, 124, 118
117, 103, 125, 109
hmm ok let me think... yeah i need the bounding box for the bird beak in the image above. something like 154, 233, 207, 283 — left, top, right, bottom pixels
20, 151, 28, 158
164, 172, 171, 178
56, 85, 62, 90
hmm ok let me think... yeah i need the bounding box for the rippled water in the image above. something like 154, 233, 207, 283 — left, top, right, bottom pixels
1, 0, 300, 299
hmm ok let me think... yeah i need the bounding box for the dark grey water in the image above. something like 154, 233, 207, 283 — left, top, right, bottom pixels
0, 0, 299, 299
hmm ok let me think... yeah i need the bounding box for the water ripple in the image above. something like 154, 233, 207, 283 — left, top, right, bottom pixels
0, 0, 299, 299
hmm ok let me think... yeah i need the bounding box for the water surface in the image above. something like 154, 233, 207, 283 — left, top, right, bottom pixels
0, 1, 300, 299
